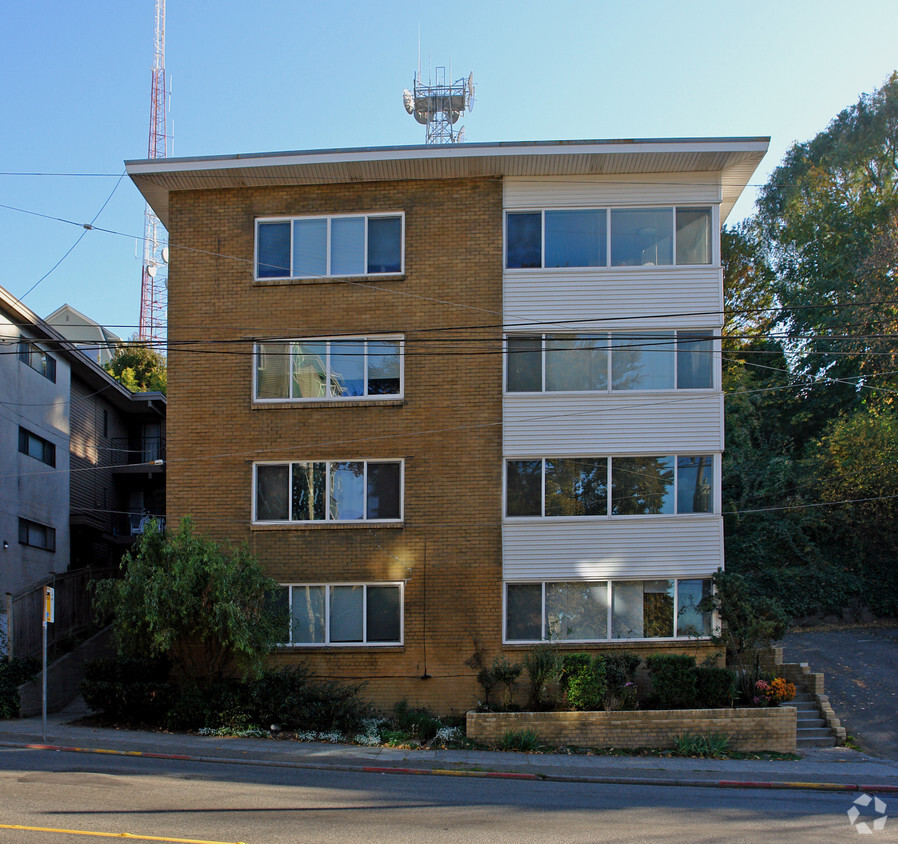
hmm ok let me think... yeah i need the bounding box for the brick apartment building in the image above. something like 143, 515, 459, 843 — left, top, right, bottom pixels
127, 138, 768, 711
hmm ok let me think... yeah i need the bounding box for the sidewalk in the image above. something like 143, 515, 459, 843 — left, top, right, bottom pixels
2, 698, 898, 794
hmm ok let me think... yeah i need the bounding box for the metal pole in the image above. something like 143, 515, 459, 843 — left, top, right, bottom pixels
41, 616, 47, 742
5, 592, 11, 663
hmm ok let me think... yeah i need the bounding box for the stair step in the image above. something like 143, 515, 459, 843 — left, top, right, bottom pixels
797, 718, 826, 727
798, 727, 834, 738
798, 736, 837, 747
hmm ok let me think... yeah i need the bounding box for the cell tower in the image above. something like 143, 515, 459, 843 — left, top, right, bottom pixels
403, 66, 474, 144
139, 0, 168, 345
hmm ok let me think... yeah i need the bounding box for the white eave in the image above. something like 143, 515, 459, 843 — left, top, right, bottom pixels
126, 137, 770, 227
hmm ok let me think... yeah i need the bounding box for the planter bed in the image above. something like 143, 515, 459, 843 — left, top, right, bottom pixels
466, 706, 796, 754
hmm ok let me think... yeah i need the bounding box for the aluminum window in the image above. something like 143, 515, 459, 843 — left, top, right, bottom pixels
254, 460, 403, 524
254, 337, 403, 402
276, 583, 403, 646
17, 341, 57, 383
504, 578, 712, 643
256, 213, 404, 279
18, 427, 56, 467
18, 518, 56, 552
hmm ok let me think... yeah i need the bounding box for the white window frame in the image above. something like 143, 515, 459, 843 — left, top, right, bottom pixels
255, 212, 405, 280
502, 578, 714, 644
503, 330, 720, 394
253, 458, 404, 525
253, 335, 405, 403
504, 205, 718, 270
277, 582, 404, 647
503, 454, 719, 519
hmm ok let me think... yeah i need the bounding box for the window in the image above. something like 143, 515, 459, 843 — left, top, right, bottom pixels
255, 337, 402, 401
505, 455, 714, 517
254, 460, 402, 523
505, 207, 712, 269
276, 583, 402, 645
18, 340, 57, 382
18, 427, 55, 467
18, 518, 56, 552
256, 213, 403, 279
506, 331, 714, 392
505, 578, 711, 642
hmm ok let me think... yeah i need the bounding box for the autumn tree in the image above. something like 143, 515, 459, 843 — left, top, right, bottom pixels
104, 342, 167, 394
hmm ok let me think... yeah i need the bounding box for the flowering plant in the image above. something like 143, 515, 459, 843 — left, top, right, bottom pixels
753, 677, 795, 705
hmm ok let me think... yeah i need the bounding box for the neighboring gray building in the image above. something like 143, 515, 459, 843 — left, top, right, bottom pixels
0, 286, 165, 599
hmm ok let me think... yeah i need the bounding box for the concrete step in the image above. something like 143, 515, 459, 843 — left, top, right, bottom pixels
797, 717, 826, 728
798, 727, 835, 738
797, 735, 838, 747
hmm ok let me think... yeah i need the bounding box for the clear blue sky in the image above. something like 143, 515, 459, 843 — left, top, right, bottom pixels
2, 0, 897, 333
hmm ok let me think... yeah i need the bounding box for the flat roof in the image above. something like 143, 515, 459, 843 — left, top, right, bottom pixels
126, 136, 770, 226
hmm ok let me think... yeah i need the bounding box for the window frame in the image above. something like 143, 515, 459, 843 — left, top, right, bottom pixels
503, 578, 713, 644
503, 454, 718, 519
253, 335, 404, 403
18, 517, 56, 552
17, 340, 57, 383
504, 330, 718, 393
504, 205, 716, 270
18, 427, 56, 467
253, 458, 404, 525
255, 212, 405, 281
277, 582, 404, 647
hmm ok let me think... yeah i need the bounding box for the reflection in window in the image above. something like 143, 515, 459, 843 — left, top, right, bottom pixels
506, 212, 541, 268
506, 583, 542, 640
611, 456, 675, 515
676, 579, 712, 636
290, 585, 326, 644
507, 336, 542, 392
546, 335, 608, 391
255, 338, 402, 401
544, 458, 607, 517
546, 581, 608, 640
676, 331, 714, 389
545, 210, 606, 267
506, 460, 543, 517
611, 208, 673, 266
676, 208, 712, 265
677, 456, 713, 514
612, 580, 673, 639
611, 333, 675, 390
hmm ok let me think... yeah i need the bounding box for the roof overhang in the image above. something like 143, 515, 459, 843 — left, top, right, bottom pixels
126, 137, 769, 227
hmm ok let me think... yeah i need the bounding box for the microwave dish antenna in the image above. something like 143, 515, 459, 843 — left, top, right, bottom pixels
402, 63, 475, 144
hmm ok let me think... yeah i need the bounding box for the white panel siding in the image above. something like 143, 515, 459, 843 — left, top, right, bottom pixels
503, 393, 724, 454
503, 174, 722, 209
502, 516, 722, 580
503, 268, 723, 329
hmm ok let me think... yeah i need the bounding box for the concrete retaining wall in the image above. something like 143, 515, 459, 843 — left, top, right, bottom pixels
466, 706, 797, 753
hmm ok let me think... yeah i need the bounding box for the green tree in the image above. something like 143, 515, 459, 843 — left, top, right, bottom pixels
93, 519, 285, 685
104, 342, 167, 394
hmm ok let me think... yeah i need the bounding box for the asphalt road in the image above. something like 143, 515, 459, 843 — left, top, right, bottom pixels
0, 747, 888, 843
782, 625, 898, 759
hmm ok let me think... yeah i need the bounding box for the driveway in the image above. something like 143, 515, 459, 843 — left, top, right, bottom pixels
781, 625, 898, 759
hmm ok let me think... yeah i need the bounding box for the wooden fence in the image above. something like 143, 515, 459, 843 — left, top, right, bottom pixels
5, 567, 117, 662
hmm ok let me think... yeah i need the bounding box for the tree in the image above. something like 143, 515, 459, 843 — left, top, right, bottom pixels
104, 342, 167, 394
93, 519, 285, 685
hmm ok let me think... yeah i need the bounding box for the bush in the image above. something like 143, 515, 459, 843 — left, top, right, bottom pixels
559, 653, 607, 711
694, 666, 737, 708
645, 654, 698, 709
522, 644, 560, 710
491, 656, 523, 709
498, 728, 540, 751
0, 658, 39, 719
603, 654, 640, 711
392, 699, 442, 742
81, 656, 173, 723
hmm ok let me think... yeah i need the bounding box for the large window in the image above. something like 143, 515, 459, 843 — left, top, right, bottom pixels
276, 583, 403, 646
506, 331, 714, 392
18, 427, 56, 467
254, 460, 402, 523
256, 213, 403, 279
18, 341, 57, 383
506, 206, 712, 269
506, 455, 714, 517
18, 518, 56, 552
505, 578, 712, 642
255, 337, 403, 401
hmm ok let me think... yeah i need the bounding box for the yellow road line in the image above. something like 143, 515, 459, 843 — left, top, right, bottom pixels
0, 823, 246, 844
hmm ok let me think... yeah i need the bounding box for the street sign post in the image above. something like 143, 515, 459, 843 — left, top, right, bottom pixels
42, 586, 54, 741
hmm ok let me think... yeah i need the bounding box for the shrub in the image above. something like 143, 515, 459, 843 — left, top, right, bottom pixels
560, 654, 607, 711
498, 728, 540, 751
603, 654, 640, 711
674, 731, 732, 758
81, 656, 173, 723
645, 654, 698, 709
694, 666, 737, 708
392, 700, 441, 742
522, 643, 560, 710
0, 658, 39, 719
491, 656, 523, 709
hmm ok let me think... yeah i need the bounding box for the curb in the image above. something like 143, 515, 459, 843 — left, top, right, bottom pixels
6, 740, 898, 795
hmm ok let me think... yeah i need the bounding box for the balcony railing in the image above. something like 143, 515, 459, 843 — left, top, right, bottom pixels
109, 435, 165, 467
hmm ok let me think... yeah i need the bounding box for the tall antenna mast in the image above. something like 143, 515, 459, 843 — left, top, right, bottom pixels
139, 0, 168, 345
403, 64, 474, 144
